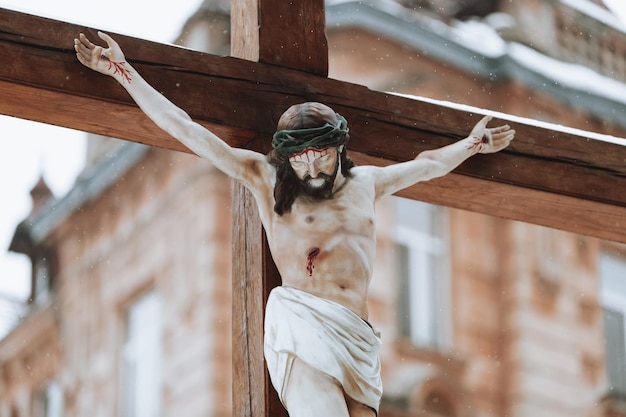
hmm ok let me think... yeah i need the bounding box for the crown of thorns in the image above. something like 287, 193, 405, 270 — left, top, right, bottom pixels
271, 114, 349, 156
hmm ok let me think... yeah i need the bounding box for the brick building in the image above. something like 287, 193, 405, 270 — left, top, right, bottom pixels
2, 1, 626, 416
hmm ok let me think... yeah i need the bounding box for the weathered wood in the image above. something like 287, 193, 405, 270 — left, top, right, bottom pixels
1, 7, 625, 246
232, 0, 328, 75
232, 183, 284, 417
356, 152, 626, 243
230, 1, 319, 415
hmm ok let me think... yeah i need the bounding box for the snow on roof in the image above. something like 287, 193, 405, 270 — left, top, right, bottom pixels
427, 9, 626, 133
327, 1, 626, 131
561, 0, 626, 33
450, 18, 508, 58
508, 42, 626, 108
443, 12, 626, 116
391, 91, 626, 146
604, 0, 626, 26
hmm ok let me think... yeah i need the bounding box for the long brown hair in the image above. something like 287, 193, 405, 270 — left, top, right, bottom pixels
267, 102, 355, 215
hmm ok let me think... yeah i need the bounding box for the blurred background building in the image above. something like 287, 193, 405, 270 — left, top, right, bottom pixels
1, 0, 626, 416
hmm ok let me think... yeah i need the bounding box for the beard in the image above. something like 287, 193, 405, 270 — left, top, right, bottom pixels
297, 159, 340, 199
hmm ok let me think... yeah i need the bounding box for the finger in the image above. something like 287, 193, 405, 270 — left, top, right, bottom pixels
498, 134, 515, 148
489, 124, 511, 134
79, 33, 97, 50
470, 115, 492, 139
491, 132, 509, 141
492, 129, 515, 139
497, 132, 515, 142
75, 52, 89, 67
477, 115, 492, 129
74, 39, 92, 58
98, 31, 119, 49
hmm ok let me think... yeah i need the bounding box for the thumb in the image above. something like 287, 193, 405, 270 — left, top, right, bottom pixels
471, 115, 492, 137
476, 115, 492, 129
97, 31, 119, 49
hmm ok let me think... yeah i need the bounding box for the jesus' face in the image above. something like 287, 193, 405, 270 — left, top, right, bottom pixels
289, 147, 341, 197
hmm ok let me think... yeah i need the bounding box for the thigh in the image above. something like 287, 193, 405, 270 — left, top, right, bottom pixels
283, 357, 350, 417
346, 395, 377, 417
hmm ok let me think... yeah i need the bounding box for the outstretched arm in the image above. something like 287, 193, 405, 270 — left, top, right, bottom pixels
372, 115, 515, 198
74, 32, 269, 187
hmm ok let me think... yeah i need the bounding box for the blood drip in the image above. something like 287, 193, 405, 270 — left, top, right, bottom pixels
306, 247, 320, 276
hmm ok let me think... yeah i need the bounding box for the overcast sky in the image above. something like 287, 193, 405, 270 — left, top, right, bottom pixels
0, 0, 203, 300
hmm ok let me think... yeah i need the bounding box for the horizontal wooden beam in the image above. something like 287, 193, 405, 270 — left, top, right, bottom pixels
1, 8, 625, 243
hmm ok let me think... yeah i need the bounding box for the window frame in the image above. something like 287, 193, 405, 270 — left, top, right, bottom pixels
599, 251, 626, 396
393, 197, 451, 350
119, 291, 163, 417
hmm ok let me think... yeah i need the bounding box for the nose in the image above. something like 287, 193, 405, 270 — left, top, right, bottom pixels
307, 162, 321, 178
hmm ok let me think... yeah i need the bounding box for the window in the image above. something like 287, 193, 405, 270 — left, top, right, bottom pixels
30, 248, 57, 305
393, 197, 450, 349
33, 257, 50, 305
120, 291, 162, 417
600, 252, 626, 396
33, 381, 63, 417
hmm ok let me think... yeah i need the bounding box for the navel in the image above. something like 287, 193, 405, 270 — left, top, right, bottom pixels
305, 215, 315, 224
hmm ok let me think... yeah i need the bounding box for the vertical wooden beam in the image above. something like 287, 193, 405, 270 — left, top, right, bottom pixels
231, 184, 284, 417
232, 0, 328, 75
231, 1, 329, 416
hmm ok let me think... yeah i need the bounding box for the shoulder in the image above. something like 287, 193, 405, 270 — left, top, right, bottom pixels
228, 150, 276, 206
350, 165, 386, 184
342, 166, 379, 198
230, 149, 275, 185
350, 164, 406, 200
351, 165, 378, 177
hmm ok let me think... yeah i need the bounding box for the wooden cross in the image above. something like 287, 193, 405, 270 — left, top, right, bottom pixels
1, 1, 625, 416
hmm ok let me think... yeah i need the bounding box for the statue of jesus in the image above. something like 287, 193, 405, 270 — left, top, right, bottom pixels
75, 32, 514, 417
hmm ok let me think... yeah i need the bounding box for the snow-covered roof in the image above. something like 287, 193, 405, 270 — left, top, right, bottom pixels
561, 0, 626, 33
22, 142, 148, 245
509, 42, 626, 108
326, 1, 626, 129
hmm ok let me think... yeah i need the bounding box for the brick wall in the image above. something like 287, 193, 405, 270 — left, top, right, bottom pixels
3, 3, 626, 417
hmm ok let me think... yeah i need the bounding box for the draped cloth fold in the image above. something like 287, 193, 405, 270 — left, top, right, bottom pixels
264, 286, 383, 413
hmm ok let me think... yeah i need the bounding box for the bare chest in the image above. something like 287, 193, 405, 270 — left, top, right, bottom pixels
274, 180, 376, 240
266, 176, 378, 303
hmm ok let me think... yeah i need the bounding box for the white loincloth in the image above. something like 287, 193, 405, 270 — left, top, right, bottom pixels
264, 286, 382, 413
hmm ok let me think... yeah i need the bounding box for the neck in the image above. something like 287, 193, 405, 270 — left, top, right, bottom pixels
332, 172, 348, 194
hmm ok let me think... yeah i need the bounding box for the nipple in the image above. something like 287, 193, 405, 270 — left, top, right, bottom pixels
306, 247, 320, 276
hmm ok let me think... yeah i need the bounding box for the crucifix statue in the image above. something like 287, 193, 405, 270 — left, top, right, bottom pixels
74, 31, 513, 416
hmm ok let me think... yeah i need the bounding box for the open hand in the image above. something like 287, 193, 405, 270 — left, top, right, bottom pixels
469, 115, 515, 154
74, 32, 133, 83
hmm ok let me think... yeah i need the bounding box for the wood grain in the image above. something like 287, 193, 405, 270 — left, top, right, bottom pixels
230, 1, 304, 416
1, 6, 625, 244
